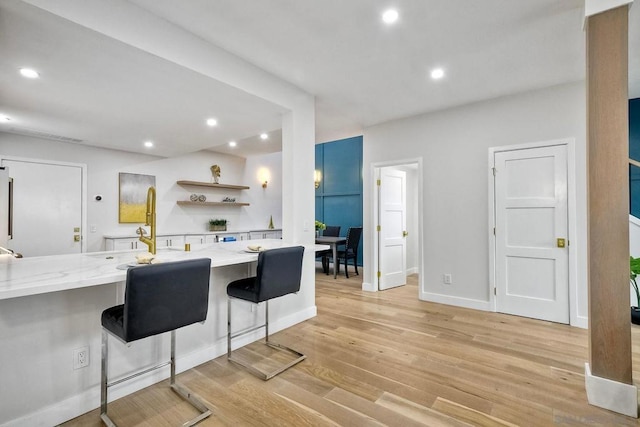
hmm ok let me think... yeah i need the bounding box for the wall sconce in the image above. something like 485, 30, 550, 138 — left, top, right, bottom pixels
314, 170, 322, 189
258, 167, 270, 189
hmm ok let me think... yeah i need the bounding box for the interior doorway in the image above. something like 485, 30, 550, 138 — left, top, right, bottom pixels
489, 139, 577, 324
372, 159, 423, 293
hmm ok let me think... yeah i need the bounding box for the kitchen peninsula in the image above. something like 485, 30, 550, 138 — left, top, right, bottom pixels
0, 240, 322, 426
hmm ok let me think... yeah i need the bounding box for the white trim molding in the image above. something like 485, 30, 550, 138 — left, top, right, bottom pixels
419, 292, 492, 312
585, 363, 638, 417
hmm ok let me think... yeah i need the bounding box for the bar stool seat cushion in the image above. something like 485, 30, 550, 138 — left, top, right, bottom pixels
227, 277, 260, 303
101, 305, 125, 339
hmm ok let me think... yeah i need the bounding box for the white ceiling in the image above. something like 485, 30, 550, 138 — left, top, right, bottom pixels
1, 0, 639, 158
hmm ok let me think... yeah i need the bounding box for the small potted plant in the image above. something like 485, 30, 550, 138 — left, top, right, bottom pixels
315, 220, 326, 237
630, 256, 640, 325
209, 218, 227, 232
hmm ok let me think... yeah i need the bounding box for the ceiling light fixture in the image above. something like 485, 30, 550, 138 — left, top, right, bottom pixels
382, 9, 399, 24
19, 68, 40, 79
144, 141, 154, 148
229, 141, 237, 147
206, 118, 218, 127
260, 133, 268, 140
430, 68, 445, 80
0, 114, 11, 122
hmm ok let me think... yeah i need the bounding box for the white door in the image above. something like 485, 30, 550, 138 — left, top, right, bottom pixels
2, 159, 83, 257
494, 145, 569, 323
379, 168, 407, 290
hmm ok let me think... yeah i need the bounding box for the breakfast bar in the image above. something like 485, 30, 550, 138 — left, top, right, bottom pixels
0, 240, 323, 426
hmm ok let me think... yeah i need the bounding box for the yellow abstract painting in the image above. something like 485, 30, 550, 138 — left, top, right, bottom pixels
118, 173, 155, 223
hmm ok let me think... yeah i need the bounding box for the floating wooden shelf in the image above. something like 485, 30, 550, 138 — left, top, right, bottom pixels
177, 201, 250, 207
177, 180, 250, 190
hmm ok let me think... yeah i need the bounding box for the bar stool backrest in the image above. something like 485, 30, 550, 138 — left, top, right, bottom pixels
255, 246, 304, 302
123, 258, 211, 342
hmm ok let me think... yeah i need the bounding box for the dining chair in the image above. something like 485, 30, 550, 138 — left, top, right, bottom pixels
317, 225, 340, 274
336, 226, 363, 278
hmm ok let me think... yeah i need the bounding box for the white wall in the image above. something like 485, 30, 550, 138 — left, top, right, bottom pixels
363, 82, 588, 324
0, 132, 283, 252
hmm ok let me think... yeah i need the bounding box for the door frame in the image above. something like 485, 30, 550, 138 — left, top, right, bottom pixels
488, 138, 579, 325
370, 157, 424, 294
0, 155, 88, 253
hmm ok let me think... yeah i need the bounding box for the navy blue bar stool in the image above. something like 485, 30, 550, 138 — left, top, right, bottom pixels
227, 246, 305, 380
100, 258, 212, 427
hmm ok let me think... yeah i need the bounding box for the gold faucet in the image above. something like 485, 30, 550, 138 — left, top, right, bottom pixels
137, 186, 156, 254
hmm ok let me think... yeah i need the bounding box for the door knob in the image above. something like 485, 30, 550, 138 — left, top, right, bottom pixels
557, 238, 566, 248
402, 231, 408, 237
74, 235, 80, 242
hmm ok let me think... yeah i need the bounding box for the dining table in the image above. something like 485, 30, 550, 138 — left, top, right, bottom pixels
315, 235, 347, 279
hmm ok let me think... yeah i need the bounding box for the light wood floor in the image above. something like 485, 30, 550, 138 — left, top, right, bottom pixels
63, 268, 640, 426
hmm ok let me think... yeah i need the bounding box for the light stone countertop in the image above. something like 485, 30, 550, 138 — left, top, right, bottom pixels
0, 239, 324, 301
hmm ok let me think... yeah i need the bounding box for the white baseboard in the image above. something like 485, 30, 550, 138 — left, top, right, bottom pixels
572, 314, 588, 329
584, 363, 638, 418
419, 291, 492, 311
406, 267, 418, 276
0, 306, 317, 427
362, 281, 377, 292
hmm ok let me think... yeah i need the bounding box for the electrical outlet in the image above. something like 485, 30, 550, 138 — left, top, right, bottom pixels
443, 274, 452, 285
73, 346, 89, 370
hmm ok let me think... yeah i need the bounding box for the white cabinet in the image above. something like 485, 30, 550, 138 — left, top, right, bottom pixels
249, 230, 282, 240
217, 232, 250, 242
156, 235, 185, 248
105, 229, 281, 250
108, 238, 140, 251
185, 235, 205, 245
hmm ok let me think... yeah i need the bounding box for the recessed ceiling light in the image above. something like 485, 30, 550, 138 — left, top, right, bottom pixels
382, 9, 399, 24
0, 114, 11, 122
229, 141, 237, 147
206, 118, 218, 127
260, 133, 268, 140
430, 68, 445, 80
19, 68, 40, 79
144, 141, 154, 148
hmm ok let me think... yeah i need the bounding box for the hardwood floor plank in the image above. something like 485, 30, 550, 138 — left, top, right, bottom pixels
431, 397, 518, 427
375, 392, 473, 427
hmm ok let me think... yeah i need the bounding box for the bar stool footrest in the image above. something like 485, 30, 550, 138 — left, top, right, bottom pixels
228, 341, 306, 380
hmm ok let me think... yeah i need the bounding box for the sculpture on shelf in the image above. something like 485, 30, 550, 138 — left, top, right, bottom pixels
210, 164, 221, 184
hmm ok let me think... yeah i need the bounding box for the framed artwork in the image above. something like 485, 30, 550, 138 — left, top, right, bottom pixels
118, 173, 155, 223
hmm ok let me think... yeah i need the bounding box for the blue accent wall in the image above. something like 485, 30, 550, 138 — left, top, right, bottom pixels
630, 98, 640, 218
315, 136, 363, 266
